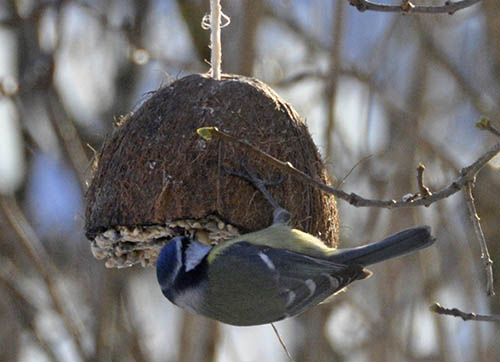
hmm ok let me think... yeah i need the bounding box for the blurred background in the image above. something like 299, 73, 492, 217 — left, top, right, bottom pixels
1, 0, 500, 361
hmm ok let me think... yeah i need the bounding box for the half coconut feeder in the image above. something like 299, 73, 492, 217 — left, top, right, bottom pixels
85, 73, 338, 268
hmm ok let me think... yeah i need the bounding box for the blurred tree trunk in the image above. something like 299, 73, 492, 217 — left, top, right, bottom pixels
234, 0, 262, 76
294, 306, 343, 362
179, 313, 220, 362
101, 0, 153, 130
483, 0, 500, 76
176, 0, 211, 63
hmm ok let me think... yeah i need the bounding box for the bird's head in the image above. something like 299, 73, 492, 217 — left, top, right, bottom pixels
156, 236, 184, 292
156, 236, 211, 296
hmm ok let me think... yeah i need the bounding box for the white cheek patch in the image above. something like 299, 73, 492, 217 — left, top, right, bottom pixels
258, 252, 276, 271
185, 242, 211, 272
171, 239, 183, 276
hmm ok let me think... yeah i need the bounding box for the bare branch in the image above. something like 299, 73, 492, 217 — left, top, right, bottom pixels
0, 196, 89, 362
430, 302, 500, 322
348, 0, 481, 15
476, 117, 500, 138
197, 127, 500, 209
271, 323, 295, 362
0, 261, 62, 362
463, 182, 495, 296
336, 154, 373, 188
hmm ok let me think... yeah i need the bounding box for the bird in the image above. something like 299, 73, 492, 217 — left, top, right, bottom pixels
156, 164, 435, 326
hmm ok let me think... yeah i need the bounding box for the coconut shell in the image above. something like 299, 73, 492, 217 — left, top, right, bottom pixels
85, 73, 338, 267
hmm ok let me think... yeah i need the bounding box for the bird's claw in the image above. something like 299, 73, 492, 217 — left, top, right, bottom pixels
223, 161, 290, 225
223, 160, 283, 188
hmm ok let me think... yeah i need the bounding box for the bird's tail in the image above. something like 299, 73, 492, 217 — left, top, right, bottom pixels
329, 226, 434, 266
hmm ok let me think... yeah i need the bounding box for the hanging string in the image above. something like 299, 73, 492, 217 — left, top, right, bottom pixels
201, 0, 230, 80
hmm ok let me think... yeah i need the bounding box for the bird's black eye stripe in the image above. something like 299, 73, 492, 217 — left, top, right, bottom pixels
174, 238, 208, 291
179, 237, 190, 266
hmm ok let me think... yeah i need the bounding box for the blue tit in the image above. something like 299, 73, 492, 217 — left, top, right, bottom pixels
156, 166, 435, 326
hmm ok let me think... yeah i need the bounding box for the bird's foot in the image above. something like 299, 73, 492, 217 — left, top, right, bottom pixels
223, 161, 291, 225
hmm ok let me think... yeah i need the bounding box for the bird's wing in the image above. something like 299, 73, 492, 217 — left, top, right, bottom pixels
212, 241, 368, 319
261, 247, 368, 316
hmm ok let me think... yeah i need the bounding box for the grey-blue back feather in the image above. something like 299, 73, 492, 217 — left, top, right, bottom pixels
329, 226, 434, 266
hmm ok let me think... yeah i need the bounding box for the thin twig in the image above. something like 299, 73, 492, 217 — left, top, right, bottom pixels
0, 196, 89, 362
271, 323, 295, 362
336, 154, 373, 188
348, 0, 481, 14
430, 302, 500, 322
463, 182, 495, 296
476, 117, 500, 138
324, 0, 344, 162
417, 163, 432, 198
197, 127, 500, 209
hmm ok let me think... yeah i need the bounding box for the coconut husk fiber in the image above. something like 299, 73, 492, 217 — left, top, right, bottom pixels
85, 73, 338, 267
